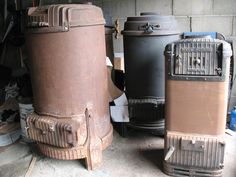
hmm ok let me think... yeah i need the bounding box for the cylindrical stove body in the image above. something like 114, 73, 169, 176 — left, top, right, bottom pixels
164, 38, 232, 176
25, 4, 113, 170
122, 13, 180, 132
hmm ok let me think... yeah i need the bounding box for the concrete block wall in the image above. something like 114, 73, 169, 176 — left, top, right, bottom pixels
101, 0, 236, 52
42, 0, 236, 52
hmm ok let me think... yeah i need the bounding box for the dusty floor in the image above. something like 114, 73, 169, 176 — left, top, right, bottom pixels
0, 129, 236, 177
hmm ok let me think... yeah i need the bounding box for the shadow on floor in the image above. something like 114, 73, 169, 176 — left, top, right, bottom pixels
138, 148, 164, 172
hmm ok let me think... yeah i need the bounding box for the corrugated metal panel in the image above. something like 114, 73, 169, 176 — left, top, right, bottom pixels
165, 131, 225, 169
128, 98, 164, 122
163, 162, 223, 177
38, 143, 87, 160
27, 112, 86, 148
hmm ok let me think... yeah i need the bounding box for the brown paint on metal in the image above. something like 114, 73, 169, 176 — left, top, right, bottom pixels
165, 77, 229, 135
165, 40, 230, 136
25, 4, 113, 170
164, 38, 232, 176
27, 26, 111, 137
27, 112, 87, 148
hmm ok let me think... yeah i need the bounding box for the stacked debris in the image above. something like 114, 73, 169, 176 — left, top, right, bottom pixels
0, 65, 20, 146
0, 65, 33, 146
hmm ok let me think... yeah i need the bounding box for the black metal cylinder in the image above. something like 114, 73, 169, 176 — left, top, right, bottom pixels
122, 13, 180, 133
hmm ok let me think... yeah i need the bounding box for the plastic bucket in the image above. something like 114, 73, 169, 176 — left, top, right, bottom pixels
18, 98, 34, 141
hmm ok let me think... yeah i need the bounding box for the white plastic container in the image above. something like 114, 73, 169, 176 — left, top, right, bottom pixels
18, 98, 34, 142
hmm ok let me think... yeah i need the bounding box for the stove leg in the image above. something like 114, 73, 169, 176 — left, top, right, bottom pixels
85, 106, 103, 170
85, 137, 102, 170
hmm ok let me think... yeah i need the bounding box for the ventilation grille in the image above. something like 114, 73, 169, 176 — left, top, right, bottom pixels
165, 132, 225, 169
26, 112, 87, 148
174, 41, 222, 76
164, 162, 223, 177
128, 98, 164, 121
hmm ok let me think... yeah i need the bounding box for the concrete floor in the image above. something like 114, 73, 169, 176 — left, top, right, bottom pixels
0, 129, 236, 177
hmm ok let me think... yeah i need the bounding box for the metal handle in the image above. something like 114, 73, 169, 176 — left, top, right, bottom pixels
114, 19, 120, 39
175, 55, 182, 66
143, 23, 160, 34
164, 146, 175, 161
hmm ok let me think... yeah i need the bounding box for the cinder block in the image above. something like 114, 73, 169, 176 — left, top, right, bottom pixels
136, 0, 172, 15
173, 0, 213, 15
175, 16, 191, 32
226, 36, 236, 41
41, 0, 103, 7
192, 16, 233, 36
233, 16, 236, 36
72, 0, 103, 7
213, 0, 236, 15
102, 0, 135, 18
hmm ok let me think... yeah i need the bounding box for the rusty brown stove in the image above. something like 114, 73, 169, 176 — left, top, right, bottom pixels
25, 4, 113, 170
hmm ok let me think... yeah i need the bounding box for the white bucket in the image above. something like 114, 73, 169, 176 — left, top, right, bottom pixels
18, 98, 34, 142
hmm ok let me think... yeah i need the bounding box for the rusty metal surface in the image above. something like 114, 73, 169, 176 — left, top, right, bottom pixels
164, 131, 225, 177
26, 23, 111, 138
164, 131, 225, 169
37, 124, 113, 160
25, 4, 112, 170
27, 112, 87, 148
26, 5, 105, 33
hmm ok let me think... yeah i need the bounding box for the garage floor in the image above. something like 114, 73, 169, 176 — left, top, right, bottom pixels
0, 129, 236, 177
